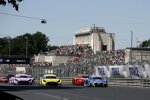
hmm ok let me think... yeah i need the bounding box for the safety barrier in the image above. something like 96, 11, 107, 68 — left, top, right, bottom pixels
60, 78, 150, 87
61, 78, 72, 84
107, 78, 142, 87
141, 79, 150, 87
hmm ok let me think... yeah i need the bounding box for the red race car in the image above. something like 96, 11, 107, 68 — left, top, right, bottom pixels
0, 76, 8, 83
72, 74, 89, 85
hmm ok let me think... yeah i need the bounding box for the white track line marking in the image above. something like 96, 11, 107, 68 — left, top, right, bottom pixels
48, 91, 99, 100
36, 93, 60, 99
36, 93, 69, 100
63, 98, 69, 100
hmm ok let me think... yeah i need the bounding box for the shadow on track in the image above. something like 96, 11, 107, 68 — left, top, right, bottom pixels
0, 84, 84, 100
0, 84, 84, 92
0, 91, 24, 100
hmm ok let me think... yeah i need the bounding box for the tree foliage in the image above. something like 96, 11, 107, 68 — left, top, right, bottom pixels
48, 45, 59, 51
0, 37, 11, 55
0, 32, 59, 58
0, 0, 23, 11
142, 39, 150, 47
32, 31, 49, 54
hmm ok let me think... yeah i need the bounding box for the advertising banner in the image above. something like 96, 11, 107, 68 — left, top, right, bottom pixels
93, 66, 110, 77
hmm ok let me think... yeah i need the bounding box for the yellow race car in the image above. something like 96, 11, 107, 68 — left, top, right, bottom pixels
39, 74, 62, 86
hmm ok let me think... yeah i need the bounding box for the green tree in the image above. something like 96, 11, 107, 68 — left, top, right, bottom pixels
32, 31, 49, 54
0, 32, 62, 58
0, 32, 50, 57
142, 39, 150, 47
0, 0, 22, 11
47, 45, 59, 51
10, 32, 50, 57
10, 35, 26, 56
0, 37, 11, 56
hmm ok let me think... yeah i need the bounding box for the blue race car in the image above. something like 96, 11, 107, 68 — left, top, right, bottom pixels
84, 76, 108, 87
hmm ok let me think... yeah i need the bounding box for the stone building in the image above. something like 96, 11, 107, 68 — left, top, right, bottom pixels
73, 26, 115, 54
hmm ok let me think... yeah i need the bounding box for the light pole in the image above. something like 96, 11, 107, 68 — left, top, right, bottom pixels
140, 41, 143, 63
93, 24, 95, 54
25, 37, 28, 58
130, 31, 133, 63
8, 40, 10, 57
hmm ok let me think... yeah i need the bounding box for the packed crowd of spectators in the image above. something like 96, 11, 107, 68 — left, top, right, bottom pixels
55, 47, 125, 65
31, 44, 125, 67
48, 44, 93, 56
92, 49, 125, 65
62, 44, 93, 64
31, 44, 93, 67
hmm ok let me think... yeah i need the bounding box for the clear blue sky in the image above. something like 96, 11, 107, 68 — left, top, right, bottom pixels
0, 0, 150, 49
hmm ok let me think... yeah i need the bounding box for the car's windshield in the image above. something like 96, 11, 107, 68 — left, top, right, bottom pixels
82, 76, 89, 78
18, 76, 28, 78
45, 76, 57, 79
93, 77, 102, 79
2, 77, 7, 79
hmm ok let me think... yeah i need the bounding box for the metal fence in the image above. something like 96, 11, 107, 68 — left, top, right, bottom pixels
26, 64, 94, 79
26, 62, 150, 80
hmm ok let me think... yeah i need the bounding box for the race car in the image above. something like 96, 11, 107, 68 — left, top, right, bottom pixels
9, 74, 34, 85
84, 76, 108, 87
0, 76, 8, 83
39, 74, 62, 86
72, 74, 89, 85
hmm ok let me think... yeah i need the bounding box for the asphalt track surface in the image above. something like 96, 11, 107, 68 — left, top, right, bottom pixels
0, 84, 150, 100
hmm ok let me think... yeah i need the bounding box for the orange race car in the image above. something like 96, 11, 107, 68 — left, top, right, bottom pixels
72, 74, 89, 86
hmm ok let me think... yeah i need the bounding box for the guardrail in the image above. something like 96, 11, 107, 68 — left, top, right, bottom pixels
60, 78, 150, 87
141, 79, 150, 87
107, 78, 142, 87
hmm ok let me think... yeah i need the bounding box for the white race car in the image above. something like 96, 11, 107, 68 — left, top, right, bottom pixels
9, 74, 34, 85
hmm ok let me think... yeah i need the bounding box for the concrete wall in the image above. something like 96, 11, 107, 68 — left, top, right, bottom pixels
51, 56, 72, 65
125, 48, 150, 63
34, 55, 72, 65
16, 67, 26, 74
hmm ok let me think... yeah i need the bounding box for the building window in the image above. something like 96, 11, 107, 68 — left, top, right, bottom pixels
102, 45, 107, 51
